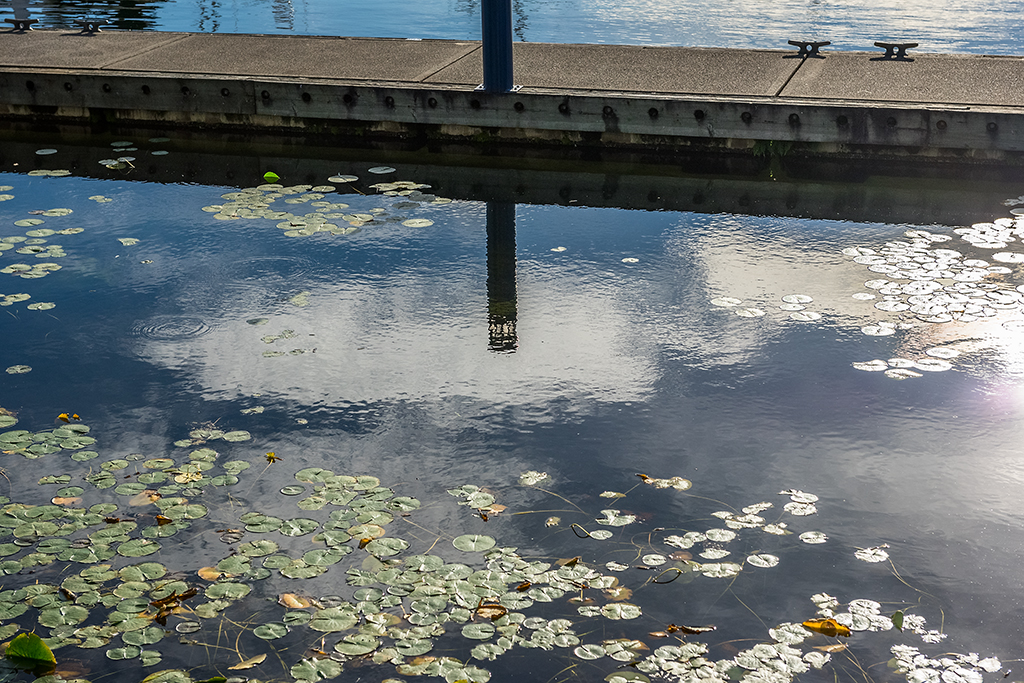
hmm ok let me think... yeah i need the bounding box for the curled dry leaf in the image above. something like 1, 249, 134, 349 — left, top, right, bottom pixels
197, 567, 225, 581
129, 490, 161, 506
279, 593, 314, 609
228, 653, 267, 670
802, 618, 852, 638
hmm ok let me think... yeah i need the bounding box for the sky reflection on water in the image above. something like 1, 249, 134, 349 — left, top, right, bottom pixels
3, 148, 1024, 680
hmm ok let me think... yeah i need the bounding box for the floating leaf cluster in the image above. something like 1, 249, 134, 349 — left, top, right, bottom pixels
710, 293, 821, 321
844, 220, 1024, 346
0, 418, 1010, 683
199, 173, 449, 239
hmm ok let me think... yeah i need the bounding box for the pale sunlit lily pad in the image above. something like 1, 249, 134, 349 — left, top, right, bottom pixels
854, 545, 890, 562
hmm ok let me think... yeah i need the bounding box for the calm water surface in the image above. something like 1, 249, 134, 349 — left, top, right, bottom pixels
4, 0, 1024, 53
1, 137, 1024, 682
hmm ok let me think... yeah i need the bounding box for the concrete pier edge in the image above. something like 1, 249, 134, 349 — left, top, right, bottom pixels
2, 30, 1024, 165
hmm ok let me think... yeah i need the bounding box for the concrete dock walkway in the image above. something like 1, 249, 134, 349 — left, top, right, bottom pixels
2, 30, 1023, 164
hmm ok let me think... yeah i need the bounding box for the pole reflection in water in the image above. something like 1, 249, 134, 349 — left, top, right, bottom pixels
486, 200, 517, 353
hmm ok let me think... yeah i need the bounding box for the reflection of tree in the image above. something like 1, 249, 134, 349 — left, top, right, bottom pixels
272, 0, 293, 30
20, 0, 170, 31
196, 0, 220, 33
456, 0, 528, 41
486, 201, 518, 353
512, 0, 527, 41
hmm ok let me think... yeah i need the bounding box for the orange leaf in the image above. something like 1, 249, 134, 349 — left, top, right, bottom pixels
278, 593, 313, 609
197, 567, 225, 581
802, 618, 852, 638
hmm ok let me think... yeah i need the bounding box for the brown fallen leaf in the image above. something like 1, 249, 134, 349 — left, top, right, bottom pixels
129, 490, 161, 506
815, 643, 848, 653
670, 624, 717, 635
603, 586, 633, 601
228, 654, 267, 670
279, 593, 313, 609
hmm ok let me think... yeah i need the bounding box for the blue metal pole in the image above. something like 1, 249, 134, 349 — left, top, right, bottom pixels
481, 0, 513, 92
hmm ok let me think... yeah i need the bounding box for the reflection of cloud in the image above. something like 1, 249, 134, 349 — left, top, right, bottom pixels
136, 267, 660, 413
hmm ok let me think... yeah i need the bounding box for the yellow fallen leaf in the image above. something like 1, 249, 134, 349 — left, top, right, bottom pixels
802, 618, 851, 638
228, 654, 267, 670
197, 567, 225, 581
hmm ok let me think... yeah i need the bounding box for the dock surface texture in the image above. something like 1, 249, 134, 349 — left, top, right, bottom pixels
2, 30, 1024, 162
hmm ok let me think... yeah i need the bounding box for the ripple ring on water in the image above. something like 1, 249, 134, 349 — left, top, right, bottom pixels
132, 316, 212, 341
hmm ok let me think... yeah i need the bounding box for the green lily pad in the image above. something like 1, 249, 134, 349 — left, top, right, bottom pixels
462, 623, 495, 640
141, 670, 192, 683
6, 632, 56, 664
333, 634, 380, 656
106, 645, 141, 660
38, 604, 89, 627
221, 431, 251, 442
254, 622, 289, 640
575, 644, 607, 660
291, 658, 342, 681
117, 539, 161, 557
601, 603, 642, 620
122, 626, 165, 646
395, 638, 433, 656
278, 518, 319, 536
309, 606, 359, 632
365, 537, 409, 557
205, 582, 251, 599
453, 534, 496, 552
238, 539, 279, 557
302, 548, 348, 566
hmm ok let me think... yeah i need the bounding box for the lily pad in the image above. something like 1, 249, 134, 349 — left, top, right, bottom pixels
221, 430, 251, 442
334, 634, 380, 655
118, 539, 161, 557
6, 632, 56, 664
453, 534, 496, 552
365, 537, 410, 556
601, 603, 642, 619
291, 658, 342, 681
254, 622, 289, 640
